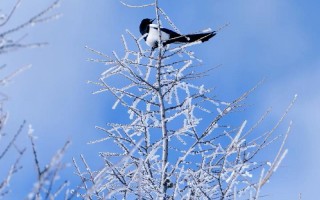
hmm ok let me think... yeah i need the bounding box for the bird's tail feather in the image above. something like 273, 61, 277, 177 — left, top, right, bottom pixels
185, 32, 216, 43
165, 32, 216, 45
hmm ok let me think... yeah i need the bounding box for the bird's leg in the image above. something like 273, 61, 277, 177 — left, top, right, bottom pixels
151, 46, 156, 52
150, 41, 159, 56
149, 48, 155, 57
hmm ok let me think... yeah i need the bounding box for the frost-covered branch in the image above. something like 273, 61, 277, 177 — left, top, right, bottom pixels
27, 125, 71, 200
0, 0, 61, 54
0, 121, 26, 198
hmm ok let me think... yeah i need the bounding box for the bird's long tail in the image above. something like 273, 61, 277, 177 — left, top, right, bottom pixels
185, 32, 216, 43
166, 32, 216, 45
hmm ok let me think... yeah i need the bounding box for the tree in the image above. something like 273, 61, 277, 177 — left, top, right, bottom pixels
0, 1, 70, 199
74, 1, 296, 199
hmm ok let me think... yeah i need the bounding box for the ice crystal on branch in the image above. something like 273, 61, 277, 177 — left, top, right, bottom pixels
77, 1, 296, 199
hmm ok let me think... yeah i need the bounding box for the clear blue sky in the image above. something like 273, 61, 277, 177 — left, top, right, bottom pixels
1, 0, 320, 199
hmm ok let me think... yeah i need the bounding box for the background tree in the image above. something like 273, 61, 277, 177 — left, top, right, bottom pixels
74, 1, 296, 199
0, 1, 70, 199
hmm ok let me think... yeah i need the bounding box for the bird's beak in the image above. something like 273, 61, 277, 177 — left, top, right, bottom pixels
151, 18, 155, 23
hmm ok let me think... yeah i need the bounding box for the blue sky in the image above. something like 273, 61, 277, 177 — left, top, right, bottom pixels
1, 0, 320, 199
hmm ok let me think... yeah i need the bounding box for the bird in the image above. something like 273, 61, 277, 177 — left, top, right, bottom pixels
139, 18, 216, 50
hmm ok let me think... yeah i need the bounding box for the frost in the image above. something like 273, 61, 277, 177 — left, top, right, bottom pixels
273, 149, 288, 172
226, 171, 235, 183
202, 28, 212, 33
244, 171, 253, 178
226, 106, 232, 112
199, 85, 205, 95
112, 99, 120, 109
28, 124, 34, 136
217, 107, 223, 115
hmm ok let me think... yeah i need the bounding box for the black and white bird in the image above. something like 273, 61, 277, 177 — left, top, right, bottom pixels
139, 18, 216, 50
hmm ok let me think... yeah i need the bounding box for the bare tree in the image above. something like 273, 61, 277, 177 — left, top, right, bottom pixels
74, 1, 296, 199
0, 1, 71, 199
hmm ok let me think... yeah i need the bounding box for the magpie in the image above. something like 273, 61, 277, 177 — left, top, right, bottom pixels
139, 18, 216, 50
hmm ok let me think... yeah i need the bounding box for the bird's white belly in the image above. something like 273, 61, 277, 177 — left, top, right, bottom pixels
146, 27, 170, 47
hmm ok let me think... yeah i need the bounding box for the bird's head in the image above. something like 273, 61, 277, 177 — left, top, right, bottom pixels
139, 18, 155, 35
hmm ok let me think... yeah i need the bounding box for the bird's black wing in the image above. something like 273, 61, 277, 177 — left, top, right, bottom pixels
160, 28, 181, 39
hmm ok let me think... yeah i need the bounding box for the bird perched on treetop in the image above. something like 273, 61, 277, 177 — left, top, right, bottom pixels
139, 18, 216, 50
